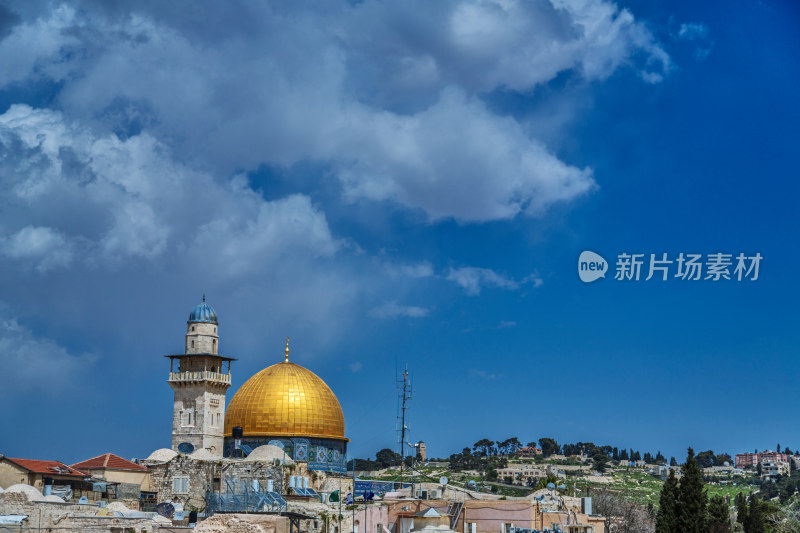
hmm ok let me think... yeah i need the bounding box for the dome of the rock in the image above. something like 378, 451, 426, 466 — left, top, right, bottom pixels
221, 341, 348, 470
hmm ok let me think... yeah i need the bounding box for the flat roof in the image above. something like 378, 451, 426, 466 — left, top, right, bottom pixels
164, 353, 237, 361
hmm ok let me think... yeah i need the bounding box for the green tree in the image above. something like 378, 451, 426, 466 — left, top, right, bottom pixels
670, 456, 678, 467
735, 492, 747, 526
473, 439, 495, 457
708, 495, 731, 533
497, 437, 522, 455
715, 453, 733, 466
696, 450, 716, 468
677, 447, 707, 533
538, 438, 560, 457
592, 453, 609, 473
375, 448, 402, 468
655, 468, 678, 533
744, 494, 765, 533
506, 437, 522, 454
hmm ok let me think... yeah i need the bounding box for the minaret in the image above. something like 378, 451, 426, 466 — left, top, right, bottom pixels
166, 297, 236, 454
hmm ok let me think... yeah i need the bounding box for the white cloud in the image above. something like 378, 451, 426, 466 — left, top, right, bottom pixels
445, 267, 519, 295
0, 0, 668, 223
2, 226, 75, 272
0, 105, 339, 274
0, 313, 96, 395
446, 266, 544, 295
678, 22, 709, 41
349, 362, 363, 373
369, 301, 430, 319
334, 89, 596, 222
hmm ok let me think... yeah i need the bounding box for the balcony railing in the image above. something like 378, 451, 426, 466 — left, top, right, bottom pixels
168, 371, 231, 384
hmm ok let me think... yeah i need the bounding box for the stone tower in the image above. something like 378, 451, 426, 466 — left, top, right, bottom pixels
166, 297, 235, 455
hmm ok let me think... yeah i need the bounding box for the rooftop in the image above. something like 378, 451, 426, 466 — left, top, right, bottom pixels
3, 457, 87, 477
70, 453, 147, 472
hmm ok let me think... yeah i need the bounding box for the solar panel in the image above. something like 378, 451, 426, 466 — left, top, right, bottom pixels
291, 487, 321, 498
269, 491, 286, 505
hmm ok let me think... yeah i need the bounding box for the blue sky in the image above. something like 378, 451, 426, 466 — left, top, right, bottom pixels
0, 0, 798, 465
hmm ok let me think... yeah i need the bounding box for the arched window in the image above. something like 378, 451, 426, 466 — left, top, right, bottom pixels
191, 326, 195, 332
212, 339, 217, 352
191, 340, 195, 348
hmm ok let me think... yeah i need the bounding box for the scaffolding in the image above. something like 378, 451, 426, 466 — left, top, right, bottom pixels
205, 476, 287, 515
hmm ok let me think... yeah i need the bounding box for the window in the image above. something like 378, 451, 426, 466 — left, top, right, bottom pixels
191, 326, 195, 331
173, 476, 189, 493
191, 340, 195, 348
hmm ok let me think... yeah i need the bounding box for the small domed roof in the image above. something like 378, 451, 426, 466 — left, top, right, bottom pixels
189, 296, 218, 324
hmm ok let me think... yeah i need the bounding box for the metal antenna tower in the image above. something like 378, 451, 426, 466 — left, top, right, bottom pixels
396, 366, 413, 481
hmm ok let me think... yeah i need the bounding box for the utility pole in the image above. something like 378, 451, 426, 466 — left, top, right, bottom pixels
397, 367, 412, 483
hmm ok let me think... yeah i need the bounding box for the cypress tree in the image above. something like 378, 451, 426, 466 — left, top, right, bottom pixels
744, 494, 765, 533
655, 468, 678, 533
735, 492, 748, 526
677, 447, 707, 533
708, 495, 731, 533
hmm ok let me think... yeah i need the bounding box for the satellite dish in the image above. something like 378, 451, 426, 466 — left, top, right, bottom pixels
546, 483, 556, 490
178, 442, 195, 454
439, 476, 448, 486
156, 502, 176, 518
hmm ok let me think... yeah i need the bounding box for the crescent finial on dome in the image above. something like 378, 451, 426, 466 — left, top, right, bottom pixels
284, 336, 290, 362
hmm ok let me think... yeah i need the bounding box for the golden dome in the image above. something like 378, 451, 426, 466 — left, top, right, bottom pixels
224, 356, 347, 441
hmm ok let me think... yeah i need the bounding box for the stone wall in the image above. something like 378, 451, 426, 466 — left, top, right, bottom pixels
0, 491, 163, 533
145, 455, 284, 511
170, 375, 227, 454
186, 323, 218, 354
